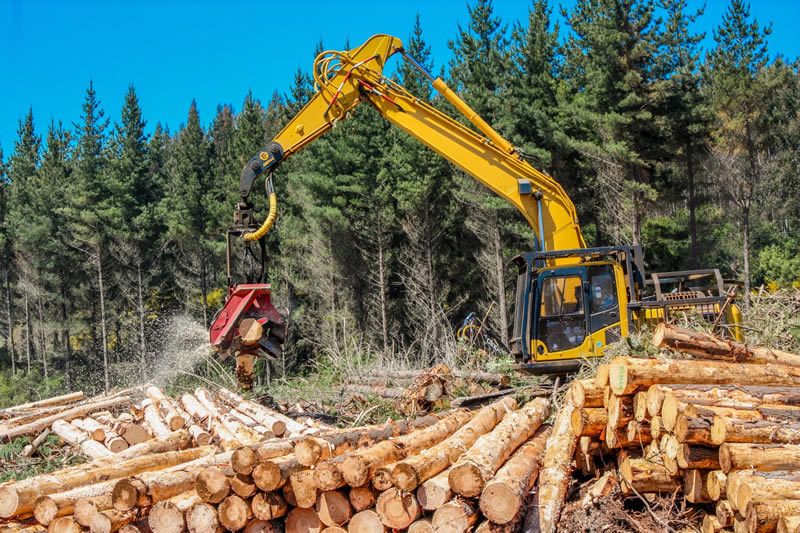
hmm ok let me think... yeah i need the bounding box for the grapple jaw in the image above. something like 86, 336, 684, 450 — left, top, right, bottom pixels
209, 284, 287, 389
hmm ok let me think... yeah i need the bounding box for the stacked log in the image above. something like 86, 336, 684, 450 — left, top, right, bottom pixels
564, 323, 800, 533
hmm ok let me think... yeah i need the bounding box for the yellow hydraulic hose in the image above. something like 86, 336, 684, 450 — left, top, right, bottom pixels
243, 192, 277, 241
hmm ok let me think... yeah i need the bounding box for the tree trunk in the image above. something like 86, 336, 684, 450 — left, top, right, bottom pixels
142, 400, 171, 438
745, 499, 800, 533
231, 441, 295, 476
683, 469, 712, 504
185, 503, 219, 533
448, 398, 549, 497
24, 291, 31, 374
686, 139, 698, 267
568, 379, 605, 408
608, 356, 800, 396
0, 446, 215, 518
111, 470, 194, 511
479, 425, 552, 524
491, 218, 509, 346
5, 268, 16, 375
36, 297, 46, 380
133, 260, 146, 372
376, 215, 389, 354
416, 467, 452, 511
618, 456, 680, 494
200, 246, 208, 327
60, 284, 70, 391
389, 401, 510, 491
148, 500, 185, 533
89, 509, 137, 533
252, 455, 305, 492
145, 387, 185, 431
653, 323, 800, 367
341, 408, 476, 488
96, 248, 109, 393
742, 204, 751, 308
32, 489, 111, 526
194, 466, 230, 504
737, 474, 800, 514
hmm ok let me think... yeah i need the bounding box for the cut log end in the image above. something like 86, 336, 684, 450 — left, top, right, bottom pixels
32, 497, 58, 526
195, 466, 230, 504
376, 487, 420, 529
252, 492, 288, 522
348, 510, 385, 533
232, 446, 259, 475
148, 502, 185, 533
316, 491, 351, 527
390, 463, 419, 492
218, 495, 250, 532
348, 486, 375, 513
286, 507, 322, 533
47, 517, 81, 533
186, 502, 219, 533
448, 462, 487, 498
479, 483, 519, 525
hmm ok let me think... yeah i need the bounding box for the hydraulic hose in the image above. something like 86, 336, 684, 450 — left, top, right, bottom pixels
243, 178, 277, 242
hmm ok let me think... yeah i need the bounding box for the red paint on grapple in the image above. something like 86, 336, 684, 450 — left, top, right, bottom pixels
209, 284, 285, 350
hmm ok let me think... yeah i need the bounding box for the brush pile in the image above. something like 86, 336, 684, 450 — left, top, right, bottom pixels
569, 323, 800, 533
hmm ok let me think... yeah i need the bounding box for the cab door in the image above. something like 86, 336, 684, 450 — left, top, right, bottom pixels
532, 267, 591, 360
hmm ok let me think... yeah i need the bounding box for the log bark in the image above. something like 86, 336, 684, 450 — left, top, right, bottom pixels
89, 509, 136, 533
341, 408, 476, 488
375, 488, 420, 529
647, 383, 800, 408
316, 491, 351, 527
388, 401, 511, 491
348, 487, 375, 513
712, 416, 800, 445
449, 398, 549, 497
1, 395, 130, 441
719, 443, 800, 473
537, 391, 577, 533
2, 392, 85, 414
232, 441, 295, 475
0, 444, 214, 519
570, 408, 607, 437
479, 425, 552, 524
185, 502, 219, 533
286, 507, 322, 533
674, 415, 714, 446
431, 500, 477, 533
253, 455, 305, 492
32, 488, 112, 527
251, 492, 287, 521
416, 468, 452, 511
145, 387, 185, 432
609, 356, 800, 396
289, 470, 317, 509
215, 388, 306, 435
70, 418, 106, 442
654, 323, 800, 367
745, 500, 800, 533
678, 445, 719, 470
347, 510, 385, 533
111, 470, 195, 510
218, 495, 252, 532
51, 420, 112, 459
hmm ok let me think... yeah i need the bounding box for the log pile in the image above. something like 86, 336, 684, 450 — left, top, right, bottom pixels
565, 323, 800, 533
0, 392, 560, 533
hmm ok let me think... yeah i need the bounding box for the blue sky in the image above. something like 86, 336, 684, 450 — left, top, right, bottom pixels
2, 0, 798, 155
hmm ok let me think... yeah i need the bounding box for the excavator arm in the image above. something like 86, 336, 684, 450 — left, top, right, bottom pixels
238, 34, 585, 253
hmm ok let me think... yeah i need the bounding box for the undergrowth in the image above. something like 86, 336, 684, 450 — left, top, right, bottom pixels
0, 434, 86, 483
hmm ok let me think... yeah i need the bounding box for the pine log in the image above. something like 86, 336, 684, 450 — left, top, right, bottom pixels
347, 510, 386, 533
70, 418, 106, 442
609, 356, 800, 396
195, 388, 262, 445
185, 502, 219, 533
254, 455, 306, 492
431, 500, 477, 533
712, 416, 800, 445
736, 474, 800, 513
570, 408, 607, 437
296, 414, 441, 466
0, 444, 214, 519
246, 519, 282, 533
537, 391, 577, 533
385, 401, 508, 491
289, 470, 318, 509
89, 509, 136, 533
148, 501, 184, 533
707, 471, 727, 501
674, 415, 714, 446
633, 391, 649, 422
607, 394, 633, 428
416, 468, 452, 511
232, 441, 295, 475
195, 466, 231, 504
46, 517, 80, 533
286, 507, 322, 533
348, 487, 375, 513
595, 364, 610, 387
218, 495, 252, 532
145, 387, 185, 431
720, 443, 800, 473
702, 514, 723, 533
342, 407, 477, 488
649, 416, 662, 440
778, 516, 800, 533
113, 429, 191, 460
654, 323, 800, 367
678, 445, 720, 470
646, 384, 668, 418
373, 488, 419, 529
647, 383, 800, 407
745, 500, 800, 533
3, 391, 85, 413
188, 425, 211, 447
112, 470, 195, 511
250, 492, 287, 521
21, 429, 52, 458
215, 388, 305, 435
93, 414, 149, 448
618, 456, 680, 494
51, 420, 112, 459
449, 398, 549, 497
479, 425, 552, 524
604, 423, 650, 449
316, 491, 351, 527
179, 394, 211, 428
663, 395, 800, 429
726, 471, 746, 512
313, 458, 347, 492
716, 500, 734, 528
32, 488, 112, 527
684, 469, 712, 503
230, 474, 257, 499
568, 378, 604, 408
408, 519, 433, 533
227, 408, 274, 437
626, 421, 652, 445
370, 463, 395, 491
1, 396, 130, 440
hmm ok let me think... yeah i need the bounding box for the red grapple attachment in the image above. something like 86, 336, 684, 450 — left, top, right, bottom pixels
209, 284, 287, 389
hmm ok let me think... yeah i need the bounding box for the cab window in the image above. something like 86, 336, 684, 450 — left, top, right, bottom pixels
589, 265, 617, 313
540, 276, 583, 316
538, 276, 586, 353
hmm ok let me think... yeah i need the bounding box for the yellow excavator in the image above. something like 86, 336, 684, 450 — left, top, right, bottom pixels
209, 34, 742, 387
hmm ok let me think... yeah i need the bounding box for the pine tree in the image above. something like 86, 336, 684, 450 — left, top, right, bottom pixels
0, 144, 14, 375
704, 0, 772, 305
